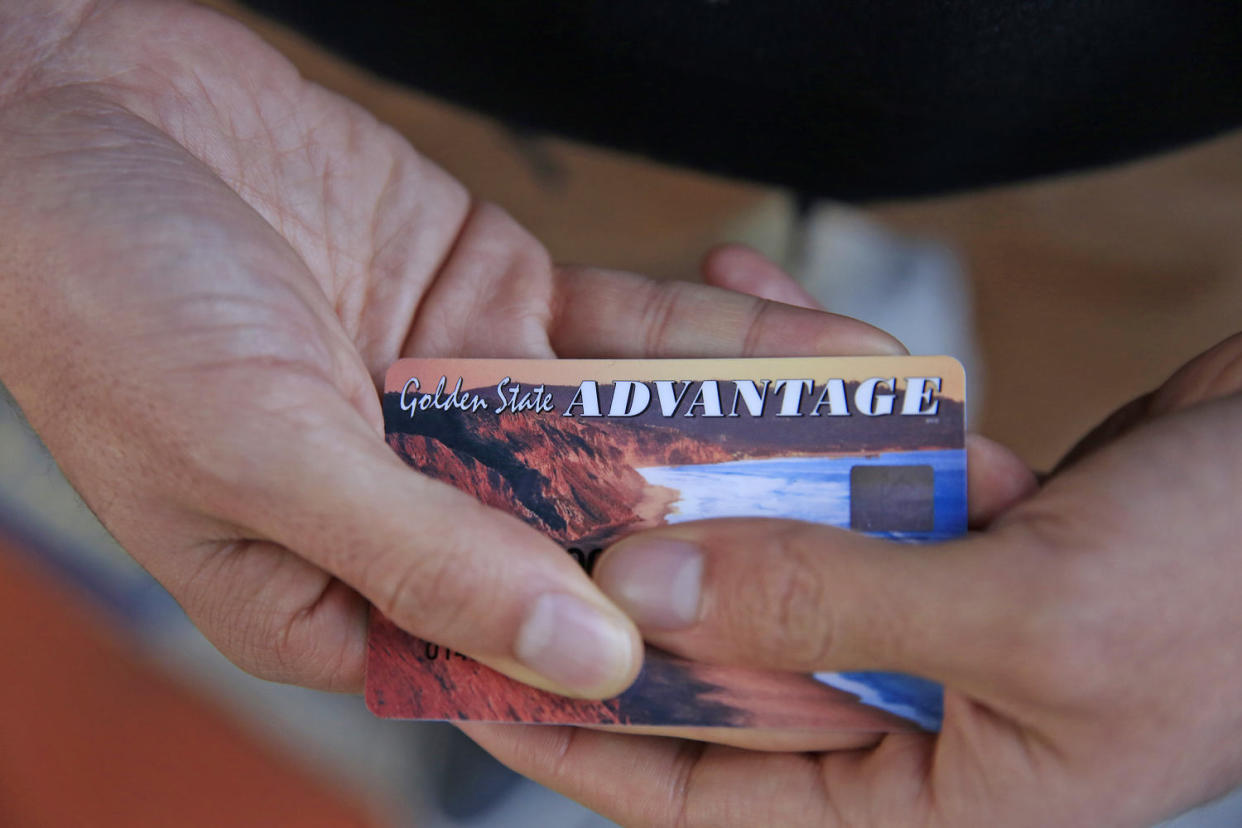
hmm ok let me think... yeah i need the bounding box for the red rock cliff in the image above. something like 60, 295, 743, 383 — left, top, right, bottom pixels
387, 416, 731, 547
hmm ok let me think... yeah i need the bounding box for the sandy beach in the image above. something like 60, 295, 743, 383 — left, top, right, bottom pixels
633, 483, 680, 528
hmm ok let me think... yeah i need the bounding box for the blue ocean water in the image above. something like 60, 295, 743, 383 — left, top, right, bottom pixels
638, 450, 966, 539
814, 671, 943, 731
637, 450, 964, 729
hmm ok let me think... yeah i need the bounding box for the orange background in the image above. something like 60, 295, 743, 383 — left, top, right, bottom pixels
0, 534, 378, 828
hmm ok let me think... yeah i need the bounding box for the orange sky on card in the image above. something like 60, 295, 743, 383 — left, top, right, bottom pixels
385, 357, 966, 401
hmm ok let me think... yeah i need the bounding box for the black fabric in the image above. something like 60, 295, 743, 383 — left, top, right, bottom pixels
242, 0, 1242, 200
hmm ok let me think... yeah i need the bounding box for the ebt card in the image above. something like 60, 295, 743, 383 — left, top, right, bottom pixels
366, 357, 965, 731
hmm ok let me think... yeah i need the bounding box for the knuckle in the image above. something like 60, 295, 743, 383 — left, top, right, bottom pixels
254, 602, 319, 684
1002, 556, 1117, 707
744, 525, 836, 670
637, 280, 705, 357
738, 298, 775, 358
373, 545, 480, 642
463, 200, 553, 276
185, 540, 322, 685
266, 598, 358, 691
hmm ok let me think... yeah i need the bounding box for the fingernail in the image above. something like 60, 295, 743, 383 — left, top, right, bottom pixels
514, 593, 635, 694
595, 539, 703, 630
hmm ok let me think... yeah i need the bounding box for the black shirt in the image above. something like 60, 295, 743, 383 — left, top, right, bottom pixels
243, 1, 1242, 200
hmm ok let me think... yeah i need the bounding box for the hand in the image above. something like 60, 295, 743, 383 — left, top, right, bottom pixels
0, 2, 903, 696
466, 272, 1242, 825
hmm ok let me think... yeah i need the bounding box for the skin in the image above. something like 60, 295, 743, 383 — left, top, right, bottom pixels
0, 0, 912, 697
466, 256, 1242, 826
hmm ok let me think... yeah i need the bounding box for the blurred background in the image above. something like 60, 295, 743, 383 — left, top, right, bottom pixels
5, 2, 1242, 825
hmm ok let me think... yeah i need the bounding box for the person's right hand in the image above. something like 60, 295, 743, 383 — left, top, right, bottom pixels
466, 317, 1242, 826
0, 0, 904, 696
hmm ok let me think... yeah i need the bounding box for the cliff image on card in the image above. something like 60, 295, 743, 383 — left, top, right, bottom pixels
366, 357, 966, 731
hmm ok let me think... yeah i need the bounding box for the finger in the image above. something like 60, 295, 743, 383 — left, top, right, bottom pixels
462, 722, 909, 828
173, 539, 369, 692
398, 201, 558, 361
1149, 330, 1242, 416
700, 243, 823, 310
593, 517, 1031, 687
1052, 392, 1153, 475
966, 434, 1038, 527
1054, 331, 1242, 474
462, 724, 705, 827
204, 381, 642, 699
589, 724, 879, 753
550, 266, 907, 359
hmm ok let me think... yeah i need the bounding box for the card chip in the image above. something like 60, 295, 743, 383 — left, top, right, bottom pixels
850, 465, 935, 532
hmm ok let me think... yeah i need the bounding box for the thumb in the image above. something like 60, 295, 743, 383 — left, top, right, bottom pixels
591, 516, 1030, 687
214, 390, 643, 699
